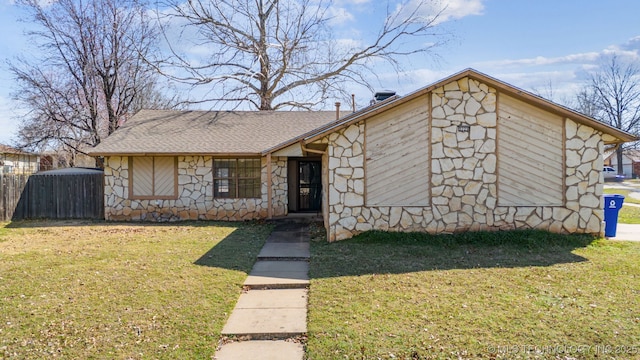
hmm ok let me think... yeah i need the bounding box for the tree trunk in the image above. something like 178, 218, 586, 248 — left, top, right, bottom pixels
616, 147, 624, 175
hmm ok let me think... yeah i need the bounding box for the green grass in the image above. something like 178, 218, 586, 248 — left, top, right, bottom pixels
603, 188, 640, 205
618, 205, 640, 224
308, 229, 640, 359
0, 220, 272, 359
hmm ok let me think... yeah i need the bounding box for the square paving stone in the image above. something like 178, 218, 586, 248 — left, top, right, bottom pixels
257, 243, 310, 259
244, 261, 309, 288
235, 289, 307, 309
215, 340, 304, 360
221, 308, 307, 336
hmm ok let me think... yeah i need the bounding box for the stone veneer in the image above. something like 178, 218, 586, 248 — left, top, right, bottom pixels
320, 77, 605, 241
103, 155, 287, 221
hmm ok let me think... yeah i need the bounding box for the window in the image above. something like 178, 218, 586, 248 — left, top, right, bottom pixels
213, 158, 261, 198
130, 157, 177, 199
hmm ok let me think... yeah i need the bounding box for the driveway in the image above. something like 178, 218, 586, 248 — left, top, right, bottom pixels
609, 224, 640, 242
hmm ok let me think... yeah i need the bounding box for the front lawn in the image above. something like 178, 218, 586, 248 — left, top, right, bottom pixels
308, 230, 640, 359
0, 220, 272, 359
603, 188, 640, 205
618, 205, 640, 224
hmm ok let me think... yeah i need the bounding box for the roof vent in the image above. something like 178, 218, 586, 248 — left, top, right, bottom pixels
374, 90, 396, 102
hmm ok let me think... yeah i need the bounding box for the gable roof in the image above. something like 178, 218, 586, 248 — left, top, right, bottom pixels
626, 149, 640, 162
89, 110, 340, 156
274, 68, 637, 152
605, 149, 640, 162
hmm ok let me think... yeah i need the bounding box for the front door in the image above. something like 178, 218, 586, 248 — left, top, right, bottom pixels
298, 161, 322, 211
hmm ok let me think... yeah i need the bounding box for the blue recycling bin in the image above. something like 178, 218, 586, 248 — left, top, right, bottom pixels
603, 194, 625, 237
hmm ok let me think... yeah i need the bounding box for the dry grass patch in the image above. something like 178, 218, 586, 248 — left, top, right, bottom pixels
308, 230, 640, 359
603, 188, 640, 205
0, 220, 272, 359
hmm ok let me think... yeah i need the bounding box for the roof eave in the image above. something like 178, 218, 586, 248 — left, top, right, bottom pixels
88, 151, 264, 157
299, 68, 638, 145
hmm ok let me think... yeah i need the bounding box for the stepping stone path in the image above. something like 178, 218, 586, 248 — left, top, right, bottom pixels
215, 222, 310, 360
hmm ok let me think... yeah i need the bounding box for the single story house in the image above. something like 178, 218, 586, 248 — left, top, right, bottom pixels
89, 69, 637, 241
604, 149, 640, 179
0, 144, 39, 175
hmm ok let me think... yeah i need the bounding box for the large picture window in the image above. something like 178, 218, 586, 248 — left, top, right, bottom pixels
130, 157, 177, 199
214, 158, 261, 198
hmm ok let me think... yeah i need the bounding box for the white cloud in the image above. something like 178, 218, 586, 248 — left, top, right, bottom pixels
620, 36, 640, 51
474, 52, 601, 68
402, 0, 484, 26
438, 0, 485, 22
474, 36, 640, 71
337, 0, 372, 5
327, 6, 354, 25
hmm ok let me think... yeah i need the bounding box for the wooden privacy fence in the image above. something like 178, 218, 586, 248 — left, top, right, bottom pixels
11, 168, 104, 220
0, 174, 29, 221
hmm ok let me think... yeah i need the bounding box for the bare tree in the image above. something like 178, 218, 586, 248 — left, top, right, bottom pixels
531, 79, 557, 102
573, 88, 601, 119
10, 0, 173, 165
584, 54, 640, 173
158, 0, 448, 110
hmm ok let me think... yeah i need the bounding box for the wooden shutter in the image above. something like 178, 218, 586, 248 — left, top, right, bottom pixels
132, 157, 153, 196
154, 157, 175, 197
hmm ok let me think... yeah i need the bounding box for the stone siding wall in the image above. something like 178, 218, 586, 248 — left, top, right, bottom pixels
103, 155, 287, 221
322, 77, 605, 241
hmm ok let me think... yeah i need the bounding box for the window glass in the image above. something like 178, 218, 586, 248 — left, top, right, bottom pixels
214, 158, 260, 198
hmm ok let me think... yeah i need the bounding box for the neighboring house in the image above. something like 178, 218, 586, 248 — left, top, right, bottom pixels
0, 144, 39, 174
604, 149, 640, 179
40, 152, 97, 171
89, 69, 637, 241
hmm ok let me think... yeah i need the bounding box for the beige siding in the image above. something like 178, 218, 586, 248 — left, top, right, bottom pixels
154, 157, 175, 196
365, 96, 430, 206
132, 157, 153, 196
498, 94, 564, 206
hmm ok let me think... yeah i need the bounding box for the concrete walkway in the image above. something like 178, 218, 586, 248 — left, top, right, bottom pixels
215, 222, 310, 360
608, 223, 640, 242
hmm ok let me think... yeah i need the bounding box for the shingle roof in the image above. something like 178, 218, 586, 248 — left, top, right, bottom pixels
606, 149, 640, 162
89, 110, 339, 155
624, 149, 640, 162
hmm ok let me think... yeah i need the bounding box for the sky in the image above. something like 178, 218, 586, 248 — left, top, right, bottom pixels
0, 0, 639, 145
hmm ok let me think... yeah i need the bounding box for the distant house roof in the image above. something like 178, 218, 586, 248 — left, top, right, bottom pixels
277, 68, 637, 151
605, 149, 640, 162
34, 167, 104, 175
626, 149, 640, 162
89, 110, 341, 156
0, 144, 37, 156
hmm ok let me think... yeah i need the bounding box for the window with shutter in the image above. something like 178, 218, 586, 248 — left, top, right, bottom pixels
130, 157, 177, 199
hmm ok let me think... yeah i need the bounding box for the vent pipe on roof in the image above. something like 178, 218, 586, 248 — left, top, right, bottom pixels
374, 90, 396, 102
351, 94, 356, 113
335, 102, 341, 120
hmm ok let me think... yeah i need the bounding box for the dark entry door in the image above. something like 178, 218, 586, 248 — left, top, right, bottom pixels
299, 161, 321, 211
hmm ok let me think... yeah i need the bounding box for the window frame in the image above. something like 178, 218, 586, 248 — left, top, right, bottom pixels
128, 156, 178, 200
213, 157, 262, 199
